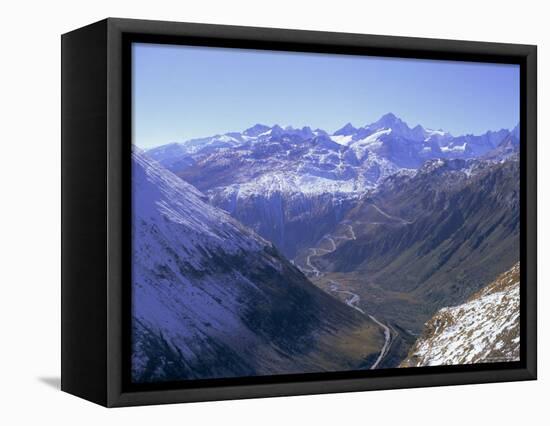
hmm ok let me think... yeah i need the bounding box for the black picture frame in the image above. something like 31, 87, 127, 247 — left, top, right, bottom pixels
61, 17, 537, 407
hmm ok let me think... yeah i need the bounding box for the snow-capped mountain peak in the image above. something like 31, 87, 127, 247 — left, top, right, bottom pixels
368, 112, 405, 130
363, 113, 428, 142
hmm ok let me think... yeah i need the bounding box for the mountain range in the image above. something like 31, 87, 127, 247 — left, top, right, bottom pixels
146, 113, 518, 258
149, 113, 519, 170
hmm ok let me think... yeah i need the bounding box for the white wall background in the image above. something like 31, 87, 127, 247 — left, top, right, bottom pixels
0, 0, 546, 424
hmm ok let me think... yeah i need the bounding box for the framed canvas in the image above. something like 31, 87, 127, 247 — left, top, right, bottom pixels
61, 18, 537, 407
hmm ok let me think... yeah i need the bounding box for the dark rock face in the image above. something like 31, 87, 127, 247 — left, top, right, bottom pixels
484, 133, 520, 160
210, 190, 357, 258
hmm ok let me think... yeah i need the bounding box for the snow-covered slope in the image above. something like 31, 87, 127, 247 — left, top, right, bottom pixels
131, 150, 384, 382
400, 263, 520, 367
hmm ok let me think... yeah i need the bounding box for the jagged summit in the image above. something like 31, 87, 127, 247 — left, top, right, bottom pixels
369, 112, 404, 128
334, 122, 358, 136
364, 113, 425, 141
243, 123, 271, 136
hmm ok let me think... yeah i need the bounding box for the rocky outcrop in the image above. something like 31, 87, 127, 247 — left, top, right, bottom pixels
400, 263, 520, 367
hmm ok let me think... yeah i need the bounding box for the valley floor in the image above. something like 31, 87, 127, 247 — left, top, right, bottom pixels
293, 211, 519, 369
293, 216, 414, 369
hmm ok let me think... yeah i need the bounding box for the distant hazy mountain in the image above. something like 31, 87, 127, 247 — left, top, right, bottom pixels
131, 150, 385, 383
400, 262, 520, 367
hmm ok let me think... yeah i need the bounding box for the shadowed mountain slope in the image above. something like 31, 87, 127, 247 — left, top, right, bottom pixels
319, 158, 519, 309
131, 151, 385, 382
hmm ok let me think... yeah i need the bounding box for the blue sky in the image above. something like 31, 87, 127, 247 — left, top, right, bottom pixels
133, 43, 520, 149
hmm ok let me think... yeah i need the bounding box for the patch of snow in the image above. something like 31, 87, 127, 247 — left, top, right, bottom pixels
351, 128, 392, 159
330, 134, 354, 145
441, 143, 467, 153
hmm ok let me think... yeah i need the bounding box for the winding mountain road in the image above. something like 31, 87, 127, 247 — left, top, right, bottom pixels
300, 203, 413, 278
305, 248, 323, 277
370, 204, 413, 225
347, 224, 357, 240
367, 314, 392, 369
301, 225, 356, 276
328, 281, 392, 370
297, 216, 394, 369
